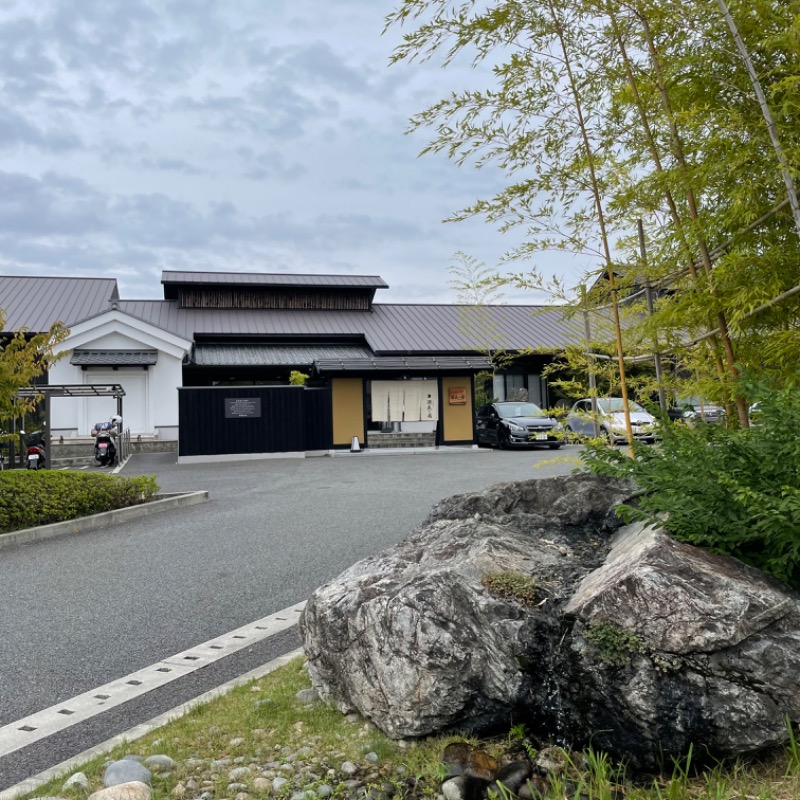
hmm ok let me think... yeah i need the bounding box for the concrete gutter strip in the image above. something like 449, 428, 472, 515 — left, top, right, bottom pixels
0, 647, 305, 800
0, 491, 209, 550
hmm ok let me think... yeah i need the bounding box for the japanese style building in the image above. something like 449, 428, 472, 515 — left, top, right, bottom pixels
1, 270, 584, 458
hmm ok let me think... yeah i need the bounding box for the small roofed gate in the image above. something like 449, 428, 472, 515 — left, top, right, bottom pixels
177, 386, 332, 461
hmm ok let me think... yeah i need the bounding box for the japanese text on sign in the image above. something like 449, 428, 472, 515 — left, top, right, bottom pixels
225, 398, 262, 418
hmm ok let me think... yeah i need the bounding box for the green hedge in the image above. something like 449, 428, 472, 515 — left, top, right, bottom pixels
0, 471, 160, 533
581, 379, 800, 589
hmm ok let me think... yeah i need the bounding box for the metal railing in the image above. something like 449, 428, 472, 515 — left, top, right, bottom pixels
117, 428, 131, 464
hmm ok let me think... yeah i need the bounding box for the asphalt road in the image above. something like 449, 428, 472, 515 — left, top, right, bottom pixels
0, 447, 580, 788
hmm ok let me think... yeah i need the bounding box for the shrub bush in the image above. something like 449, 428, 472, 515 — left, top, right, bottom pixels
580, 379, 800, 589
0, 471, 159, 533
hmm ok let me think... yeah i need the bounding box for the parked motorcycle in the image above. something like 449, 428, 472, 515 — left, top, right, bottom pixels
21, 430, 47, 470
94, 416, 122, 467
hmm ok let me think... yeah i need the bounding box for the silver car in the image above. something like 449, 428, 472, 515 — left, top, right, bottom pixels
565, 397, 657, 444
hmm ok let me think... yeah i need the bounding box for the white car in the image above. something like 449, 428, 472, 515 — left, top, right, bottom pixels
565, 397, 658, 444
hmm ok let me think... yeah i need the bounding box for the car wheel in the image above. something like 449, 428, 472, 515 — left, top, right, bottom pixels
497, 430, 508, 450
600, 426, 615, 445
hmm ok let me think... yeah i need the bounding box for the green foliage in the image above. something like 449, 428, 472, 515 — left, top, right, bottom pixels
0, 309, 69, 418
289, 370, 309, 386
449, 251, 505, 306
581, 378, 800, 588
473, 370, 496, 409
0, 471, 159, 533
387, 0, 800, 404
482, 570, 539, 606
584, 621, 647, 666
786, 718, 800, 776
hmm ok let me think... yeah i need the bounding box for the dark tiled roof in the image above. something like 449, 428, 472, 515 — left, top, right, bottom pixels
70, 349, 159, 366
0, 276, 119, 332
161, 271, 388, 290
314, 355, 493, 373
118, 301, 585, 354
1, 273, 591, 356
193, 344, 372, 367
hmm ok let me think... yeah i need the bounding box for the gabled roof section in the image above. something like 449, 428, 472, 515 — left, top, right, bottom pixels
0, 276, 119, 332
59, 308, 193, 360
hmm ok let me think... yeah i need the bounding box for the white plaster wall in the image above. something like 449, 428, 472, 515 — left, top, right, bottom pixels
49, 358, 84, 435
49, 327, 186, 437
149, 355, 182, 439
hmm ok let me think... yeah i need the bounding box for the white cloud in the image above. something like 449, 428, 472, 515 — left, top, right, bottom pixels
0, 0, 592, 305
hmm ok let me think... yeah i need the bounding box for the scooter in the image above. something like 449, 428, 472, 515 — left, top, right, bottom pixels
94, 416, 121, 467
21, 431, 47, 470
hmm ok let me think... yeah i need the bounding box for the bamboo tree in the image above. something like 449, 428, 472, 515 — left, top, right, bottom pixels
545, 0, 635, 452
714, 0, 800, 239
635, 7, 750, 426
603, 3, 732, 407
386, 0, 800, 403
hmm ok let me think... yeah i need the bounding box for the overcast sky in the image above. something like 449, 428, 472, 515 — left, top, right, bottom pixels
0, 0, 589, 304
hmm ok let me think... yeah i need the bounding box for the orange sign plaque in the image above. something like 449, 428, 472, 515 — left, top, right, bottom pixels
449, 387, 467, 405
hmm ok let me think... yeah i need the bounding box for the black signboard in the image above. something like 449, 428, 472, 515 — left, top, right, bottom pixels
225, 397, 261, 418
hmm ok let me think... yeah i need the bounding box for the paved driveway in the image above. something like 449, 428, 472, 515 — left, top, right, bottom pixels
0, 448, 581, 727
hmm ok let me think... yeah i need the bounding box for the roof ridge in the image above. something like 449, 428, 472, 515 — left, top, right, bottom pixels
0, 275, 117, 281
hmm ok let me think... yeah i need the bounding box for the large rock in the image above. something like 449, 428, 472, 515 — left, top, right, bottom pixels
300, 473, 800, 768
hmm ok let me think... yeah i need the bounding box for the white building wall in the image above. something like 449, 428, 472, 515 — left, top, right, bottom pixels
48, 316, 189, 439
49, 357, 84, 436
149, 355, 182, 440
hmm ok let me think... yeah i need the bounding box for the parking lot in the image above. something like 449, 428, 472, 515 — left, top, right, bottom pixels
1, 448, 580, 723
0, 447, 583, 788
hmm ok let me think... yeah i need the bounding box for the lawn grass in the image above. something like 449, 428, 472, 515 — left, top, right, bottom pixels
18, 656, 800, 800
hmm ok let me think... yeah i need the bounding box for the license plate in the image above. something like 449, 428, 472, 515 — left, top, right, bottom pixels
534, 433, 548, 440
29, 454, 38, 460
99, 443, 108, 449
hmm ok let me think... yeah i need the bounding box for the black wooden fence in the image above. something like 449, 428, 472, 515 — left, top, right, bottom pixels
178, 386, 332, 457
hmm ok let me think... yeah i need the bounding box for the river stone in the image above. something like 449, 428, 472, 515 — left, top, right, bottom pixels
301, 472, 800, 768
88, 782, 152, 800
144, 756, 176, 771
104, 761, 152, 787
441, 778, 465, 800
63, 773, 91, 791
295, 688, 319, 705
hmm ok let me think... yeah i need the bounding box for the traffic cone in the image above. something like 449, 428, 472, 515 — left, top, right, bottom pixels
350, 436, 362, 453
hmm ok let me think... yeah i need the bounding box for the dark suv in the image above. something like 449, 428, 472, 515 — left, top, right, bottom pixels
668, 397, 727, 425
475, 402, 563, 449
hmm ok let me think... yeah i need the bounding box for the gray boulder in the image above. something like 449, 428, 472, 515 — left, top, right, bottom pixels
561, 522, 800, 763
300, 473, 800, 768
104, 761, 152, 788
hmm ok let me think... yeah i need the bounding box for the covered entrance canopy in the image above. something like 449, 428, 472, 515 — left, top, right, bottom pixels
13, 384, 126, 468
